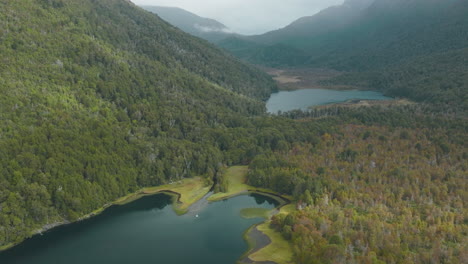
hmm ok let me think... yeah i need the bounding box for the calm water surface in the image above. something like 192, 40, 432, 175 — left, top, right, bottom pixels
267, 88, 392, 113
0, 193, 278, 264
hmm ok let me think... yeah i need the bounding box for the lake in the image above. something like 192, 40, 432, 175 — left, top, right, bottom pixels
0, 193, 279, 264
266, 88, 392, 113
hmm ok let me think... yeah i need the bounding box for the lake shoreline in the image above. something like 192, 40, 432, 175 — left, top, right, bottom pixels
1, 172, 293, 264
0, 177, 210, 253
239, 225, 277, 264
266, 88, 394, 113
0, 190, 187, 253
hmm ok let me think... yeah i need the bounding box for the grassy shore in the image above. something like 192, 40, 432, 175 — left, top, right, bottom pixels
0, 177, 210, 253
240, 208, 272, 219
113, 177, 210, 214
245, 204, 295, 264
207, 166, 295, 264
248, 222, 294, 264
208, 166, 293, 202
79, 177, 210, 219
0, 244, 14, 252
208, 166, 251, 201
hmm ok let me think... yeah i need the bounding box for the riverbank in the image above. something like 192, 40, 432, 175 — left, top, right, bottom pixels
0, 177, 211, 252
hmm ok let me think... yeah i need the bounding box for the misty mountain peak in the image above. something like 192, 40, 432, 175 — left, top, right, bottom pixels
142, 5, 233, 42
343, 0, 375, 10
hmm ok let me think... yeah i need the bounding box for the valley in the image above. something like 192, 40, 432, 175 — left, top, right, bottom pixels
0, 0, 466, 263
264, 68, 355, 91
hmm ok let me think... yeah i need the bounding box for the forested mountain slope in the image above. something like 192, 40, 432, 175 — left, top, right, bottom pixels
217, 0, 374, 67
305, 0, 468, 70
222, 0, 467, 70
329, 47, 468, 112
250, 0, 374, 47
0, 0, 277, 247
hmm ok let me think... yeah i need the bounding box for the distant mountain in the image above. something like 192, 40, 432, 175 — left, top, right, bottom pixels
222, 0, 467, 69
251, 0, 374, 45
141, 6, 235, 43
218, 0, 376, 67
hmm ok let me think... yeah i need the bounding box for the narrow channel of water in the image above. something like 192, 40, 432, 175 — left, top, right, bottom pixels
0, 193, 278, 264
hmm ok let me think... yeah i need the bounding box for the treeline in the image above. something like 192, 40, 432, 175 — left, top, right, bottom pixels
279, 103, 467, 129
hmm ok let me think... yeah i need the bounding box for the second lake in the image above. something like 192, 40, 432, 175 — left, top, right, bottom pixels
266, 88, 392, 113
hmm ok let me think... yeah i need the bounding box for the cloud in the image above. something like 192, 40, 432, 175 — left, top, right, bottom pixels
131, 0, 344, 35
194, 24, 233, 34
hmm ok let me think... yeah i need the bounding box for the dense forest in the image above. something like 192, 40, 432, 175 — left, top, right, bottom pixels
0, 0, 279, 247
327, 48, 468, 113
0, 0, 466, 264
247, 109, 467, 263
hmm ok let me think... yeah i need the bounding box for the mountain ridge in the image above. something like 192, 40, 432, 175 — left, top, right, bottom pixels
250, 0, 374, 45
141, 5, 236, 43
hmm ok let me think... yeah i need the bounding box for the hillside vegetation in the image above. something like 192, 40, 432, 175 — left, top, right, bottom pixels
0, 1, 466, 263
0, 0, 276, 247
247, 112, 467, 263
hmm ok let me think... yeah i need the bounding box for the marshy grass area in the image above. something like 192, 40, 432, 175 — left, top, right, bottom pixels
115, 177, 211, 214
208, 166, 292, 202
241, 203, 296, 264
208, 166, 252, 201
248, 222, 294, 264
240, 208, 272, 219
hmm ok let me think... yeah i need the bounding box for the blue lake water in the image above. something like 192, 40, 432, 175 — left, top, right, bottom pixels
266, 88, 392, 113
0, 193, 279, 264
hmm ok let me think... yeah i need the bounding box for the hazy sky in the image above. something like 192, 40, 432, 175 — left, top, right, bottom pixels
131, 0, 344, 35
